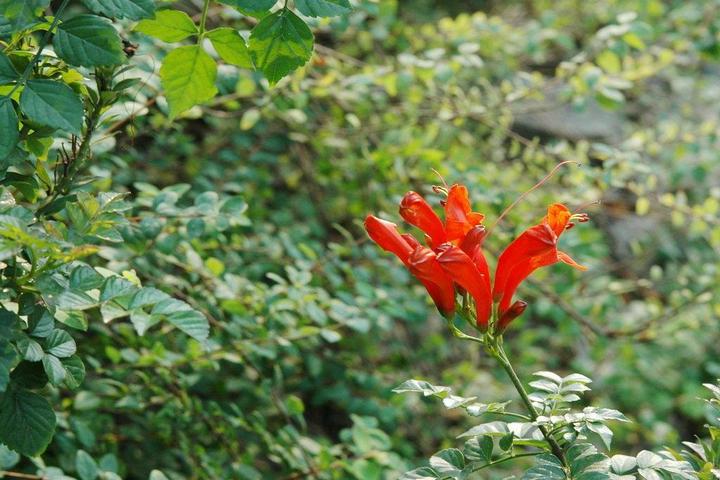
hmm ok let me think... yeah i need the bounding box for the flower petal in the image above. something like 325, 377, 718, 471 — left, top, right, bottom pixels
444, 184, 484, 243
400, 191, 447, 247
545, 203, 572, 236
436, 244, 492, 329
364, 215, 413, 263
408, 246, 456, 317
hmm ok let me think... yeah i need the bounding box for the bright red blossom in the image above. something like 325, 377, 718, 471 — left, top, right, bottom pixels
365, 185, 588, 332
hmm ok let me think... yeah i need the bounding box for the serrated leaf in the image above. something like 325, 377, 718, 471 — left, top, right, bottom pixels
610, 455, 637, 474
56, 290, 97, 311
0, 388, 56, 456
53, 14, 125, 67
522, 454, 567, 480
42, 354, 66, 385
82, 0, 155, 20
20, 79, 83, 134
248, 9, 313, 85
70, 265, 104, 291
398, 468, 438, 480
0, 52, 19, 84
129, 287, 171, 309
160, 45, 218, 118
0, 97, 19, 159
44, 329, 76, 358
135, 10, 197, 42
217, 0, 276, 14
295, 0, 351, 17
0, 0, 48, 33
61, 355, 85, 389
207, 28, 254, 68
100, 276, 138, 302
167, 309, 209, 342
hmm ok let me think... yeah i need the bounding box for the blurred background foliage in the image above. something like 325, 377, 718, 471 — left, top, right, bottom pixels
3, 0, 720, 478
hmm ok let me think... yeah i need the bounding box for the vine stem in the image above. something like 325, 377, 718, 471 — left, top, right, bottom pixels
489, 339, 568, 467
6, 0, 71, 97
198, 0, 211, 38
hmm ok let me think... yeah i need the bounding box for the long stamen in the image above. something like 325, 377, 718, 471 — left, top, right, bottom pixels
431, 168, 449, 190
573, 199, 600, 213
489, 160, 579, 234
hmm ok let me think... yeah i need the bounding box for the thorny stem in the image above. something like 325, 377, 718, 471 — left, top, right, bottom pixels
488, 338, 567, 467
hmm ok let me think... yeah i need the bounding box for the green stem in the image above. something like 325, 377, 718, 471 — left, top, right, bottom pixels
6, 0, 71, 97
491, 341, 567, 467
198, 0, 211, 38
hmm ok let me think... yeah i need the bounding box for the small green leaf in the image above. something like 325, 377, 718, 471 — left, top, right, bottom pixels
100, 276, 138, 302
398, 467, 438, 480
295, 0, 351, 17
160, 45, 218, 118
207, 28, 254, 68
76, 450, 98, 480
53, 14, 125, 67
128, 287, 171, 309
61, 355, 85, 389
0, 52, 19, 84
44, 329, 77, 358
135, 10, 197, 42
82, 0, 155, 20
70, 265, 104, 291
42, 354, 66, 385
20, 79, 83, 134
17, 337, 44, 362
429, 448, 464, 476
248, 9, 313, 85
0, 97, 19, 159
0, 388, 56, 456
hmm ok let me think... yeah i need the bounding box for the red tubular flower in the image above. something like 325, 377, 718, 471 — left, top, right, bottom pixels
444, 185, 485, 243
436, 244, 492, 330
400, 192, 447, 248
492, 203, 587, 319
364, 215, 456, 318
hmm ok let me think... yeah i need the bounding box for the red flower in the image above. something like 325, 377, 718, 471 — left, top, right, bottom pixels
365, 185, 588, 333
364, 215, 456, 317
492, 203, 587, 330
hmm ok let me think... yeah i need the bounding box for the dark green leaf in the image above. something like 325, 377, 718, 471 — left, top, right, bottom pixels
42, 354, 66, 385
100, 276, 138, 302
44, 329, 76, 358
0, 0, 49, 33
129, 287, 171, 309
295, 0, 351, 17
0, 388, 56, 456
160, 45, 218, 118
70, 265, 105, 291
61, 355, 85, 389
17, 337, 44, 362
398, 467, 438, 480
53, 14, 125, 67
248, 9, 313, 85
20, 79, 83, 134
0, 52, 19, 84
135, 10, 197, 42
82, 0, 155, 20
218, 0, 276, 14
0, 97, 19, 159
208, 28, 254, 69
0, 341, 18, 392
429, 448, 464, 476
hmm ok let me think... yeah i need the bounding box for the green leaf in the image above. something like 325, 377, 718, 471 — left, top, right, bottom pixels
82, 0, 155, 20
429, 448, 464, 477
61, 355, 85, 389
76, 450, 98, 480
0, 97, 19, 159
160, 45, 218, 118
167, 309, 209, 341
70, 265, 105, 291
0, 52, 19, 84
398, 467, 438, 480
0, 341, 19, 392
218, 0, 276, 15
129, 287, 171, 309
0, 388, 56, 456
135, 10, 197, 42
295, 0, 351, 17
392, 379, 451, 397
0, 443, 19, 469
42, 354, 66, 385
522, 454, 567, 480
17, 337, 44, 362
207, 28, 254, 68
248, 9, 313, 85
44, 329, 77, 358
56, 290, 97, 311
20, 79, 83, 134
99, 276, 138, 302
53, 14, 125, 67
0, 0, 48, 33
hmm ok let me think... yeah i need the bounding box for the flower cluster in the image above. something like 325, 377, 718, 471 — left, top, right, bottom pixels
365, 184, 588, 333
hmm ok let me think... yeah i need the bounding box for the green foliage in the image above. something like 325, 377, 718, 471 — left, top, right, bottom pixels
53, 14, 125, 67
159, 45, 218, 118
